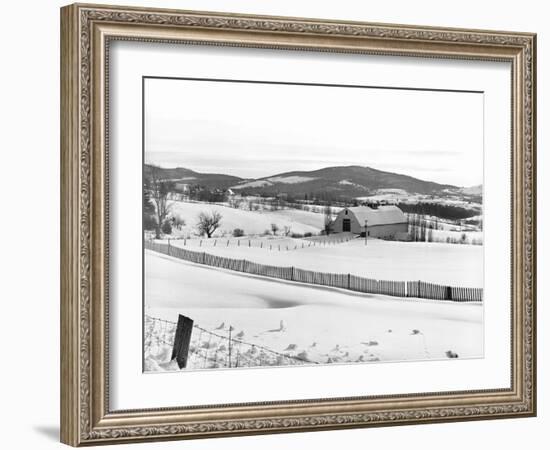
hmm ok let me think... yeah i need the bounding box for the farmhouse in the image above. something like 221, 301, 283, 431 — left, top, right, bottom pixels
174, 182, 190, 193
332, 205, 408, 239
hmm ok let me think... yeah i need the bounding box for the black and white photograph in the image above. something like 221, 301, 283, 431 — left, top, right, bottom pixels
142, 76, 484, 372
0, 0, 542, 447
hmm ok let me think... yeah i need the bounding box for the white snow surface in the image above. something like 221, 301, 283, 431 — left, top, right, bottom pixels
232, 180, 273, 189
344, 205, 407, 226
169, 201, 323, 236
461, 185, 483, 196
169, 237, 483, 287
144, 251, 483, 372
232, 176, 316, 188
266, 175, 317, 184
377, 188, 408, 195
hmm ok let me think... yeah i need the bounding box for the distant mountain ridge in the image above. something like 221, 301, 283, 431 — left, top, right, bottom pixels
145, 164, 468, 198
236, 165, 457, 196
144, 165, 243, 189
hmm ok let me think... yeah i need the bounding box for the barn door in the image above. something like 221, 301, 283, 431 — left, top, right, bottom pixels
343, 218, 351, 232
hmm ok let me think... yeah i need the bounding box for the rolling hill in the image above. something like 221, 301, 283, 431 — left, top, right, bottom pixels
144, 165, 243, 189
145, 164, 460, 198
232, 165, 458, 197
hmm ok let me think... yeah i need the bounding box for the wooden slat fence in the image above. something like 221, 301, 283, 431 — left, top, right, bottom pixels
293, 268, 348, 288
145, 240, 482, 303
406, 280, 420, 298
450, 286, 483, 302
243, 260, 294, 280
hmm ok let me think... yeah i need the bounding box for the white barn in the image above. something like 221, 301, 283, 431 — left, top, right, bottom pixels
331, 205, 408, 239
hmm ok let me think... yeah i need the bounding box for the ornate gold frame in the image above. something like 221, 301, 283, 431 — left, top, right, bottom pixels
60, 3, 536, 446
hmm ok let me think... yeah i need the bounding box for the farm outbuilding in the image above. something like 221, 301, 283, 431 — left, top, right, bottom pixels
331, 205, 408, 239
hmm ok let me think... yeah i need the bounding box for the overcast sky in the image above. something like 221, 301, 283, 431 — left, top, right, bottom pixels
144, 78, 483, 187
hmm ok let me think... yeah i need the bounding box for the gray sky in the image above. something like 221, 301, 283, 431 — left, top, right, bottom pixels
144, 78, 483, 187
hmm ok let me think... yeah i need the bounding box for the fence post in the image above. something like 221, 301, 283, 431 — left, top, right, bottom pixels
445, 286, 452, 301
171, 314, 194, 369
347, 273, 351, 289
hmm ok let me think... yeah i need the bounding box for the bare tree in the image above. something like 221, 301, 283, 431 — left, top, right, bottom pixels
143, 185, 157, 232
172, 214, 186, 230
283, 225, 292, 237
145, 165, 175, 239
196, 211, 223, 238
324, 204, 333, 235
270, 223, 279, 235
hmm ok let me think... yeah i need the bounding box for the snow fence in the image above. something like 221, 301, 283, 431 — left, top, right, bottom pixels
145, 240, 483, 302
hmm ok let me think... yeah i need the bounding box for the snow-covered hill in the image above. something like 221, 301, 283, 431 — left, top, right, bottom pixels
144, 251, 483, 372
169, 200, 324, 237
168, 237, 483, 287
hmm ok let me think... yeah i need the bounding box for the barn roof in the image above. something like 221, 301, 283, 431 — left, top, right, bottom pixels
345, 205, 406, 226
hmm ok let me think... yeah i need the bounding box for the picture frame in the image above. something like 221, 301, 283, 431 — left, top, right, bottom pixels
60, 2, 536, 446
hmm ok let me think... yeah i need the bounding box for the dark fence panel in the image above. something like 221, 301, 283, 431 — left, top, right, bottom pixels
405, 280, 482, 302
144, 240, 482, 303
450, 286, 483, 302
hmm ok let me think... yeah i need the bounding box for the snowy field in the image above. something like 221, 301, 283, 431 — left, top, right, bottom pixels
165, 200, 482, 245
144, 251, 483, 372
169, 201, 323, 236
167, 237, 483, 287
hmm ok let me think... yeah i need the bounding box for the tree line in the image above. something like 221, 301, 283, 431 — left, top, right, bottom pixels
397, 202, 480, 221
144, 165, 223, 239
